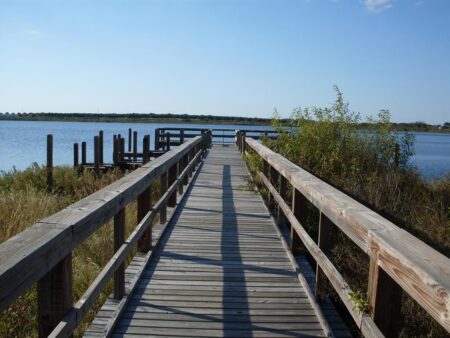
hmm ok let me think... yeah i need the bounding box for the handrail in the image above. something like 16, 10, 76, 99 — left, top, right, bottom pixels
238, 133, 450, 337
0, 134, 211, 337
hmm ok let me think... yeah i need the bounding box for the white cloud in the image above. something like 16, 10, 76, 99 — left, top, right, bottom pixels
25, 29, 41, 36
363, 0, 393, 13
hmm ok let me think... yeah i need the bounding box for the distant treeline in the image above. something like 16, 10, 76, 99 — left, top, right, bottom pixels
0, 112, 274, 125
0, 112, 448, 132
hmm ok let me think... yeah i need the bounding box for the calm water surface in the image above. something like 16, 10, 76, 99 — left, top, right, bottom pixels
0, 121, 449, 180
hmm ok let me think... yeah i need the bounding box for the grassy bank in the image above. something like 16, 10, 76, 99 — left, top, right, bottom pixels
246, 88, 449, 337
0, 165, 142, 337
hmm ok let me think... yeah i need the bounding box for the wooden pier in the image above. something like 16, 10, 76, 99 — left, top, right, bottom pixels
1, 130, 449, 338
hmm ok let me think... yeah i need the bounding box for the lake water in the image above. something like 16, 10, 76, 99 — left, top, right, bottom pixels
0, 120, 449, 180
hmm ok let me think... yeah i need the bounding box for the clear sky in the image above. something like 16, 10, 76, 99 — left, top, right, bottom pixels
0, 0, 449, 124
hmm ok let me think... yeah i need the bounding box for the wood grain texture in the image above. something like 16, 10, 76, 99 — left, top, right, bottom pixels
85, 144, 332, 338
247, 137, 450, 334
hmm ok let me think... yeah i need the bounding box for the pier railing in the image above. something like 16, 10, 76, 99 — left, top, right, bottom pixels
237, 131, 450, 338
155, 127, 276, 149
0, 134, 211, 337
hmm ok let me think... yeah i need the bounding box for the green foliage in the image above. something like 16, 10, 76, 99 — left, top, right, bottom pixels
260, 87, 449, 337
349, 290, 370, 314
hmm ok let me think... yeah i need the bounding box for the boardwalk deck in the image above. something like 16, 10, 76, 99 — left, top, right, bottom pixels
85, 144, 332, 338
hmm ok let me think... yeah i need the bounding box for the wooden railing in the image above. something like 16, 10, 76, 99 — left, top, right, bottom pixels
155, 127, 276, 149
236, 131, 450, 338
0, 134, 211, 337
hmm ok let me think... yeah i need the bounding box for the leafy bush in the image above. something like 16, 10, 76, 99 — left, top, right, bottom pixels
257, 87, 449, 337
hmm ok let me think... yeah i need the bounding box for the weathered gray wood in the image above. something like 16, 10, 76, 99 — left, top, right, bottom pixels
247, 137, 450, 334
47, 134, 53, 191
0, 137, 203, 313
291, 188, 306, 255
368, 244, 402, 338
85, 144, 330, 338
73, 143, 79, 168
114, 208, 125, 300
133, 131, 138, 161
160, 172, 168, 224
38, 253, 72, 338
316, 212, 332, 301
168, 163, 177, 207
99, 130, 104, 164
81, 141, 87, 165
137, 186, 152, 253
94, 136, 99, 175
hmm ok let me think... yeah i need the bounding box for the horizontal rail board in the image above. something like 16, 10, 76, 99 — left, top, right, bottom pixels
245, 137, 450, 333
0, 136, 204, 312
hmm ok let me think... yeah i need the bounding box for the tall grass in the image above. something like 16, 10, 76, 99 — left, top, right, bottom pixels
250, 87, 449, 337
0, 165, 134, 337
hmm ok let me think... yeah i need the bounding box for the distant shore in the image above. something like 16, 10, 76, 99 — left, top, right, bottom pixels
0, 113, 449, 133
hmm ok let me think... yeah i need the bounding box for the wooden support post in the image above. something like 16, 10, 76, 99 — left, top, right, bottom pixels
81, 142, 87, 165
168, 164, 177, 207
155, 128, 160, 150
47, 134, 53, 192
291, 189, 307, 255
180, 129, 185, 144
113, 135, 118, 165
37, 254, 73, 338
368, 255, 402, 338
73, 143, 79, 168
278, 174, 287, 227
178, 159, 184, 194
166, 133, 171, 151
316, 212, 332, 301
183, 155, 189, 185
133, 131, 138, 161
99, 130, 104, 164
128, 128, 132, 152
94, 136, 99, 175
160, 172, 168, 224
119, 137, 125, 164
114, 208, 125, 299
143, 135, 150, 164
137, 185, 153, 252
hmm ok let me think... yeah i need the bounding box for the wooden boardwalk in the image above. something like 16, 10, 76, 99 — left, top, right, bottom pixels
86, 144, 332, 338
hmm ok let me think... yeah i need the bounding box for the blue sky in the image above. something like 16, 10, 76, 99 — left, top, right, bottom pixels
0, 0, 449, 123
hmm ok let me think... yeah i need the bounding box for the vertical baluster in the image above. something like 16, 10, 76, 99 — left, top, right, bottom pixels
291, 189, 307, 255
114, 208, 125, 299
37, 254, 73, 338
168, 163, 177, 207
137, 185, 153, 252
160, 172, 168, 224
316, 212, 332, 301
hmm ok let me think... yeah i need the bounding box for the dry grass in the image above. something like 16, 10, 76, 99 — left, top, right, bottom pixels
0, 164, 134, 337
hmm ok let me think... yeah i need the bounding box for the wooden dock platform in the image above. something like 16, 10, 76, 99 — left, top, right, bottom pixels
85, 144, 333, 337
3, 131, 449, 338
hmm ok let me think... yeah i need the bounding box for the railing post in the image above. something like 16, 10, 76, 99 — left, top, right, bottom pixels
316, 212, 332, 301
114, 208, 125, 299
183, 154, 189, 186
368, 251, 402, 338
180, 129, 185, 144
155, 128, 160, 150
291, 189, 307, 255
133, 131, 138, 161
47, 134, 53, 192
143, 135, 150, 164
73, 143, 79, 168
81, 141, 87, 165
37, 254, 73, 338
168, 163, 177, 207
160, 172, 168, 224
137, 185, 153, 252
278, 174, 287, 226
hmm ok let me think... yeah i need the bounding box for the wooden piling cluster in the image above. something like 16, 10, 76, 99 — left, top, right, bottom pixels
72, 128, 167, 173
